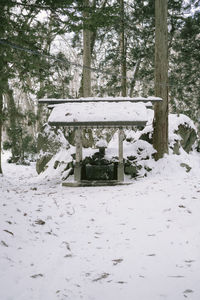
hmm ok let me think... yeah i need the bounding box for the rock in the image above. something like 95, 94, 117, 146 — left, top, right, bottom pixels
180, 163, 192, 173
138, 114, 198, 155
53, 160, 60, 169
170, 123, 197, 155
176, 124, 197, 153
36, 124, 69, 174
61, 168, 73, 181
172, 141, 180, 155
37, 124, 65, 153
36, 154, 53, 174
124, 164, 138, 178
139, 132, 153, 144
144, 166, 152, 172
127, 155, 137, 161
196, 139, 200, 152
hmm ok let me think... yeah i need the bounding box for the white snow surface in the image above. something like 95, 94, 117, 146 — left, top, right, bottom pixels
48, 102, 148, 124
0, 150, 200, 300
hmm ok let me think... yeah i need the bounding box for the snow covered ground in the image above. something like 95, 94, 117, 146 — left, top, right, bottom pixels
0, 150, 200, 300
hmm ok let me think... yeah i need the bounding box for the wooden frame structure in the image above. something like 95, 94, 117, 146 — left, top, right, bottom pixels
39, 97, 162, 186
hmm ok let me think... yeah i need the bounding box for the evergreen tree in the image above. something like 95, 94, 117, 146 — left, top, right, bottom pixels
0, 0, 73, 165
169, 9, 200, 128
0, 0, 16, 172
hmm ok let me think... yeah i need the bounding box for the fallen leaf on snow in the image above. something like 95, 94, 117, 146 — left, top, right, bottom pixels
1, 240, 8, 247
35, 219, 45, 225
93, 273, 110, 282
30, 187, 37, 191
30, 274, 44, 278
184, 289, 193, 294
163, 208, 171, 212
168, 275, 184, 278
3, 230, 14, 236
62, 241, 71, 251
112, 258, 123, 265
64, 254, 73, 258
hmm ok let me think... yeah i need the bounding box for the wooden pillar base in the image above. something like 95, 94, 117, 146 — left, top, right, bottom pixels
74, 127, 82, 182
118, 128, 124, 182
74, 163, 82, 182
117, 162, 124, 182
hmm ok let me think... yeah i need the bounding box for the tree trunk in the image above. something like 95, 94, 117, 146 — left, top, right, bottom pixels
153, 0, 168, 160
6, 84, 20, 162
120, 0, 127, 97
82, 0, 92, 97
129, 58, 141, 97
0, 91, 3, 174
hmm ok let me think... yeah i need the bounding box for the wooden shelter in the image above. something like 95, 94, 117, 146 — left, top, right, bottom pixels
39, 97, 162, 186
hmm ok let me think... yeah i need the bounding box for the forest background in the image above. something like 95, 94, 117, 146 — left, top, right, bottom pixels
0, 0, 199, 172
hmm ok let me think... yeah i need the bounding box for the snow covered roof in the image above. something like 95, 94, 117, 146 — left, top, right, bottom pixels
48, 102, 148, 128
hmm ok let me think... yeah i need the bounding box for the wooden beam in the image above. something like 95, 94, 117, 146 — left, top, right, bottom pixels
48, 120, 147, 128
39, 97, 162, 105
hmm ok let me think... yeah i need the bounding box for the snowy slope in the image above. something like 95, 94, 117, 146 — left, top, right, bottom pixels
0, 150, 200, 300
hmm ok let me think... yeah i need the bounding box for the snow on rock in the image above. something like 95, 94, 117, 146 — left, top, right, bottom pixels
125, 111, 198, 154
168, 114, 197, 153
125, 109, 154, 142
169, 113, 197, 133
36, 124, 70, 174
37, 146, 75, 181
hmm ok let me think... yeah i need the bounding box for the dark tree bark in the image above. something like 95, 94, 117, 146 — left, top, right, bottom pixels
0, 91, 3, 174
120, 0, 127, 97
82, 0, 92, 97
129, 58, 141, 97
153, 0, 168, 160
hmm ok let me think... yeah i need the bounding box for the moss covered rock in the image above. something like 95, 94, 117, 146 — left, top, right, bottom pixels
36, 124, 69, 174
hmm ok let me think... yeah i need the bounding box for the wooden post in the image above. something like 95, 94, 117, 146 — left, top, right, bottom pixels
153, 0, 168, 160
118, 129, 124, 181
74, 128, 82, 182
